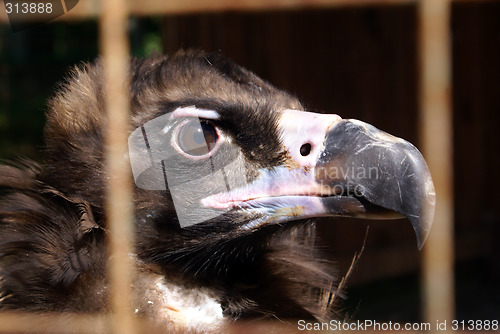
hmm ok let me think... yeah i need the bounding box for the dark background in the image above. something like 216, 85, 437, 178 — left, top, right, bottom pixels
1, 1, 499, 323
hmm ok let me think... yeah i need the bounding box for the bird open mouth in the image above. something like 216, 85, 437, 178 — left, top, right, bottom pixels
200, 171, 411, 238
200, 169, 400, 220
210, 194, 402, 230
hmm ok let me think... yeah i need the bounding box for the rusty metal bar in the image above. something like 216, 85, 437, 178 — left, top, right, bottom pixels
69, 0, 416, 19
418, 0, 455, 325
0, 1, 493, 23
99, 0, 135, 333
126, 0, 416, 15
0, 0, 417, 23
50, 0, 500, 20
0, 312, 107, 333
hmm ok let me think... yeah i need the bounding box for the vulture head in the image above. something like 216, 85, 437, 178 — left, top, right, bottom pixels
0, 50, 435, 332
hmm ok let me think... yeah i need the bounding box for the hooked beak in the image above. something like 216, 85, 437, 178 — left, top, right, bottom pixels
203, 110, 436, 249
315, 117, 435, 249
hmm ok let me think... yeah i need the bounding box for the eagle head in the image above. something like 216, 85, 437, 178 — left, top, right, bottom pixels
0, 50, 435, 330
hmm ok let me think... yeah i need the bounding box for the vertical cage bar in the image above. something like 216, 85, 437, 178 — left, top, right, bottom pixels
418, 0, 455, 325
99, 0, 135, 333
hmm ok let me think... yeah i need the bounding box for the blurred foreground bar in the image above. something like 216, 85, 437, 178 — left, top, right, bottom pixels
419, 0, 455, 325
99, 0, 135, 334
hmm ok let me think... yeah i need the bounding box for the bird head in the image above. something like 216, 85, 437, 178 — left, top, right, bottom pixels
43, 49, 435, 287
0, 49, 437, 327
123, 51, 435, 247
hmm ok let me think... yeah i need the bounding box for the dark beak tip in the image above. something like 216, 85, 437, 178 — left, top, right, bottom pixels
318, 119, 437, 250
412, 184, 436, 250
415, 223, 431, 250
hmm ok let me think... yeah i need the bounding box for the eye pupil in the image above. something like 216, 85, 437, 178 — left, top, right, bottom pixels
178, 120, 219, 156
193, 131, 205, 145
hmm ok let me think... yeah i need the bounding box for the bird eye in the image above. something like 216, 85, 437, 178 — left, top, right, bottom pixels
177, 119, 219, 157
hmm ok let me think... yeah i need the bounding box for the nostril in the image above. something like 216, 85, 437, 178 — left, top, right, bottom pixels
300, 143, 312, 156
